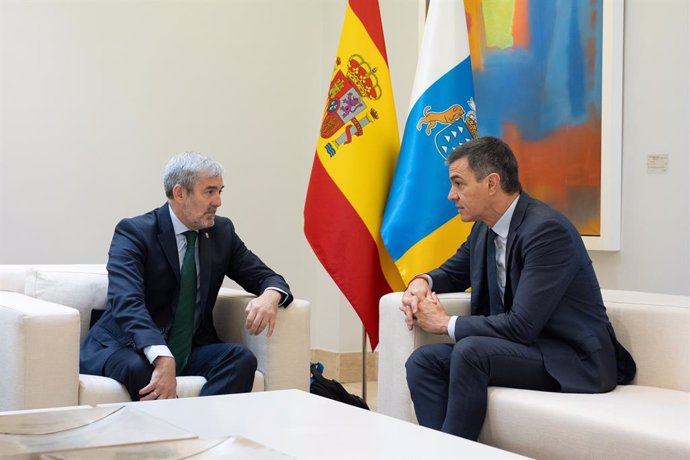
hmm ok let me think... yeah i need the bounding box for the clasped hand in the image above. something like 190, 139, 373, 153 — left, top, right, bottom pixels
400, 280, 449, 335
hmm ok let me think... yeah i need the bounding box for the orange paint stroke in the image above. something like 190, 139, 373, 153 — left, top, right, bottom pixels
503, 106, 602, 235
465, 0, 485, 71
512, 0, 530, 48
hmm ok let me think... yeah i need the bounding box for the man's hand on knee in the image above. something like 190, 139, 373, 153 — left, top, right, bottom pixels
139, 356, 177, 400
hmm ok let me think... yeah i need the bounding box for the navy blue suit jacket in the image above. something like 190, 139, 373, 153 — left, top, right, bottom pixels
80, 203, 293, 375
429, 193, 635, 393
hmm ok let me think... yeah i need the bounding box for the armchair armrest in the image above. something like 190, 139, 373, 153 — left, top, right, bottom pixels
0, 292, 80, 411
377, 291, 471, 422
212, 288, 310, 392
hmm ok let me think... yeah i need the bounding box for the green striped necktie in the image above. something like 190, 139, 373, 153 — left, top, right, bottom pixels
168, 230, 197, 375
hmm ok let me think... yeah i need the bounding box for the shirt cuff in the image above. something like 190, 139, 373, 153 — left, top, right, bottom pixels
410, 274, 433, 290
447, 315, 458, 342
144, 345, 173, 365
265, 287, 289, 306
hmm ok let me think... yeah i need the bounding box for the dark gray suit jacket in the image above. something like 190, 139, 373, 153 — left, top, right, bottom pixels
80, 203, 292, 375
429, 193, 635, 392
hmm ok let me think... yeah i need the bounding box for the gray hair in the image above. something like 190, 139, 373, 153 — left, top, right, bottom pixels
163, 152, 224, 199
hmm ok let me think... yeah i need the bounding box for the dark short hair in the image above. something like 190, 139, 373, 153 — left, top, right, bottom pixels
447, 136, 521, 194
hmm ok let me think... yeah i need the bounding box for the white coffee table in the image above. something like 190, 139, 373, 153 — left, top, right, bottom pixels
126, 389, 528, 459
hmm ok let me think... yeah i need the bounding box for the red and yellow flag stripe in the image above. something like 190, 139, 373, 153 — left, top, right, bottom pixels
304, 0, 403, 349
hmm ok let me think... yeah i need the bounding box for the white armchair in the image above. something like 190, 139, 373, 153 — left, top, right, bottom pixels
377, 291, 470, 423
0, 265, 310, 411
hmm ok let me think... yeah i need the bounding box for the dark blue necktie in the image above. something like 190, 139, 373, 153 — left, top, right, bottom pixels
168, 230, 197, 375
486, 229, 503, 315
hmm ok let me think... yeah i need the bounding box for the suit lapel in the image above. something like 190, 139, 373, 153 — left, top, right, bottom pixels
506, 193, 530, 261
157, 204, 181, 281
504, 193, 530, 309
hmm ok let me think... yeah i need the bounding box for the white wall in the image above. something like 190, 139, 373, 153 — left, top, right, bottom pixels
0, 0, 328, 345
589, 0, 690, 295
0, 0, 687, 355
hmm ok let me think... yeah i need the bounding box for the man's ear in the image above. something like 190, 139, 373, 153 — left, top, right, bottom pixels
172, 184, 186, 201
487, 172, 501, 194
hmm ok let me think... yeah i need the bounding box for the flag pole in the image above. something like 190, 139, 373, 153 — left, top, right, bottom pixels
361, 325, 367, 403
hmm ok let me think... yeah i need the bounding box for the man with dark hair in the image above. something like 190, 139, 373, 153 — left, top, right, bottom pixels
81, 152, 292, 401
401, 136, 635, 440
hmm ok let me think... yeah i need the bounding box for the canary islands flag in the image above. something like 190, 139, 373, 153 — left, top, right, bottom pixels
382, 0, 478, 283
304, 0, 403, 349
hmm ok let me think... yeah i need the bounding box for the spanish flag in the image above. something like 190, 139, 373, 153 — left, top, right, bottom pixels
304, 0, 403, 349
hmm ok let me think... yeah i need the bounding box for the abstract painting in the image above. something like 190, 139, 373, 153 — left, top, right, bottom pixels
463, 0, 622, 249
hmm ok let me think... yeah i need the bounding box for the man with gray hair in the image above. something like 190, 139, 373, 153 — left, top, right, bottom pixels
80, 152, 292, 401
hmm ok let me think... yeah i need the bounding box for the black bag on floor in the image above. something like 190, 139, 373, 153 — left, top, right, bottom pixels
309, 363, 369, 410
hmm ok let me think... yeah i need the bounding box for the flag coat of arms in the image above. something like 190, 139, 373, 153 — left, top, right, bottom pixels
382, 0, 478, 283
304, 0, 403, 349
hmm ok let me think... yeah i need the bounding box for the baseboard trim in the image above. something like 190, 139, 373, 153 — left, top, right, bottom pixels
310, 349, 378, 383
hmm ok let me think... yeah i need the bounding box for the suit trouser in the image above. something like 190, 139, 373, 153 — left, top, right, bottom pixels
104, 342, 257, 401
406, 336, 559, 441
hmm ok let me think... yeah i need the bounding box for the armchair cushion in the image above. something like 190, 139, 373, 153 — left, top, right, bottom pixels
76, 374, 256, 405
77, 374, 131, 406
23, 266, 107, 341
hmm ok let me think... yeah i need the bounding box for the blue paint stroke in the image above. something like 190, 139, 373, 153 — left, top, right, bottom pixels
473, 0, 603, 140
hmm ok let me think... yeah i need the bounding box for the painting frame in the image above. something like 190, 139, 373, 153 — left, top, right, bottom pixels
583, 0, 623, 251
419, 0, 624, 251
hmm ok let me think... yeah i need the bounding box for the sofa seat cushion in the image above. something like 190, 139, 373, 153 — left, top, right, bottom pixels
78, 374, 132, 405
78, 371, 265, 405
480, 385, 690, 460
